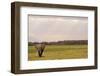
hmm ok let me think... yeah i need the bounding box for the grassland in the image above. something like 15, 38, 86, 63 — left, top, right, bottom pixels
28, 45, 88, 61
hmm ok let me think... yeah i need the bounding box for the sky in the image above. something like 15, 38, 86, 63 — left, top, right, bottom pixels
28, 15, 88, 42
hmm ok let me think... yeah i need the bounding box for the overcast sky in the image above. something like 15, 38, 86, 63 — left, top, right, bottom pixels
28, 15, 88, 42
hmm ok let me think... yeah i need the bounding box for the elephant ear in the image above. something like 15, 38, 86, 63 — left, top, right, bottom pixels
41, 43, 46, 50
34, 44, 41, 50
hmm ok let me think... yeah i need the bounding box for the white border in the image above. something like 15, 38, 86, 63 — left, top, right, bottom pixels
20, 6, 95, 70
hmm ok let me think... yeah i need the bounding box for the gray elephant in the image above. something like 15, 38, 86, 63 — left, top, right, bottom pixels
34, 43, 46, 57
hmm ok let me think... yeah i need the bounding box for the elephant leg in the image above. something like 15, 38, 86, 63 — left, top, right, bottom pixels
40, 50, 44, 57
37, 50, 41, 57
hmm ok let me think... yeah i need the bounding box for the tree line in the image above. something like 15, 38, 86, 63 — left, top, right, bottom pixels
28, 40, 88, 46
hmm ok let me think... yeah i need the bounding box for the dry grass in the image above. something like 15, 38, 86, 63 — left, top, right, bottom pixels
28, 45, 88, 61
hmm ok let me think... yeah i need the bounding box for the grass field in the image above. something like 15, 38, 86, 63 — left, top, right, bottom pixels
28, 45, 88, 61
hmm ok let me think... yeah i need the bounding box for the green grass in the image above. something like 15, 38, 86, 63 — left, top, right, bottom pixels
28, 45, 88, 61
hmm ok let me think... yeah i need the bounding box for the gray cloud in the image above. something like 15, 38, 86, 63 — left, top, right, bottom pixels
28, 15, 88, 42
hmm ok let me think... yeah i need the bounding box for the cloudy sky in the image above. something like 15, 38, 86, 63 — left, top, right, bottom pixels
28, 15, 88, 42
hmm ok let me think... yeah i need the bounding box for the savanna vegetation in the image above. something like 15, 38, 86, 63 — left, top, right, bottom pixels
28, 43, 88, 61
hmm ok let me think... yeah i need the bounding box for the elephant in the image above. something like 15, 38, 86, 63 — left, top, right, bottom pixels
34, 43, 46, 57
